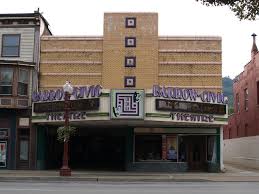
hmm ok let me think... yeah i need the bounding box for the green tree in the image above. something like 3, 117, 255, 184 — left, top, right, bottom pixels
57, 126, 77, 142
197, 0, 259, 20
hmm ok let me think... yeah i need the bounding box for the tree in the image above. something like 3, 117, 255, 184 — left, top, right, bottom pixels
197, 0, 259, 20
57, 126, 76, 142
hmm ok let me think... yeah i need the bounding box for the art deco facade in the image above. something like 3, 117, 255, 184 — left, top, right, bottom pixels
16, 13, 226, 172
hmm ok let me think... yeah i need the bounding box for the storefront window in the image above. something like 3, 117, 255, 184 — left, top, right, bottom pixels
0, 141, 7, 167
0, 68, 13, 95
178, 136, 186, 162
166, 136, 177, 161
207, 136, 217, 163
135, 135, 162, 161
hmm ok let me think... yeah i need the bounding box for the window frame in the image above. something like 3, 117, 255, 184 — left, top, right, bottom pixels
125, 56, 136, 67
124, 76, 136, 88
125, 37, 136, 47
0, 67, 14, 95
1, 34, 21, 57
244, 88, 248, 111
236, 93, 240, 113
125, 17, 136, 28
17, 68, 29, 96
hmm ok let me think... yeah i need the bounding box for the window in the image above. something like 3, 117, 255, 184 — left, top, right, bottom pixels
125, 37, 136, 47
167, 136, 178, 162
245, 124, 248, 137
0, 68, 13, 95
236, 93, 240, 113
125, 56, 136, 67
1, 34, 20, 57
125, 17, 136, 28
135, 135, 162, 161
19, 140, 29, 161
257, 81, 259, 105
244, 88, 248, 111
18, 69, 29, 96
124, 76, 136, 87
207, 136, 217, 162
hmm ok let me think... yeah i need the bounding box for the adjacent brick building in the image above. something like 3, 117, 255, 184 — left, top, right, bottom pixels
224, 34, 259, 169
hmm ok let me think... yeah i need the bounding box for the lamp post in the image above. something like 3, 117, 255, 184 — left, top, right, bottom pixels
60, 81, 73, 176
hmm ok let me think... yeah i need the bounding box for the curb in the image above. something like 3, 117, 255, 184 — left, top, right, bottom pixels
1, 176, 259, 183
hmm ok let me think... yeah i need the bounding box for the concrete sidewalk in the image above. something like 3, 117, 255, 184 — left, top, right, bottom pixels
1, 163, 259, 182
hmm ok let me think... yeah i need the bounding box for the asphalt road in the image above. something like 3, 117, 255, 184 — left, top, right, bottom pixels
0, 182, 259, 194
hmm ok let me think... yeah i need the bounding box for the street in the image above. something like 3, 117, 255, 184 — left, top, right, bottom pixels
0, 182, 259, 194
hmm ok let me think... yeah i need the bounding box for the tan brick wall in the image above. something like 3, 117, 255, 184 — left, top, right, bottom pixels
102, 13, 158, 89
159, 64, 222, 74
158, 76, 222, 87
39, 38, 103, 90
41, 39, 103, 50
159, 39, 221, 50
159, 52, 221, 62
38, 13, 222, 93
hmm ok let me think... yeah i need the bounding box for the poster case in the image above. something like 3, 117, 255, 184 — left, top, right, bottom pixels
0, 141, 7, 168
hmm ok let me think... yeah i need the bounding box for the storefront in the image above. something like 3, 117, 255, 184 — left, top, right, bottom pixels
31, 85, 227, 172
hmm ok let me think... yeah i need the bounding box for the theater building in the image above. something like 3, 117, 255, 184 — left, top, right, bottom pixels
31, 13, 227, 172
0, 11, 51, 169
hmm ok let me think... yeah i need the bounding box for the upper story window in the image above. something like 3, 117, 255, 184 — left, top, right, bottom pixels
125, 37, 136, 47
18, 69, 29, 96
1, 34, 20, 57
236, 93, 240, 113
0, 67, 13, 95
244, 88, 248, 111
125, 56, 136, 67
125, 17, 136, 28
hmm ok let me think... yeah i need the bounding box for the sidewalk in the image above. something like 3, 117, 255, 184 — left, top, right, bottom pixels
1, 163, 259, 182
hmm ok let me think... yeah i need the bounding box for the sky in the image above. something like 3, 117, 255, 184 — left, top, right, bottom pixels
1, 0, 259, 79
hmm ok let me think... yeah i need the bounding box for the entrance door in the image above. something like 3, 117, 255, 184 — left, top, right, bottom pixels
17, 128, 30, 169
185, 136, 206, 171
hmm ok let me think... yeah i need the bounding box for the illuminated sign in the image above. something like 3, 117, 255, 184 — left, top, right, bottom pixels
153, 85, 227, 104
33, 98, 100, 113
156, 99, 226, 115
32, 85, 102, 102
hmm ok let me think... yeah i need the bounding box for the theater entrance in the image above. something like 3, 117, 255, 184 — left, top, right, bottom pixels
183, 136, 206, 171
45, 128, 126, 170
70, 135, 125, 170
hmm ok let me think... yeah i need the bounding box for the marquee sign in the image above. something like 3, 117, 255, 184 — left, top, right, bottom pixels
33, 98, 100, 113
153, 85, 227, 105
111, 89, 144, 119
32, 85, 102, 102
156, 99, 226, 115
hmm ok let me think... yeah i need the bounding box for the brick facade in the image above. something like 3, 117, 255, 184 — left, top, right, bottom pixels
39, 13, 222, 92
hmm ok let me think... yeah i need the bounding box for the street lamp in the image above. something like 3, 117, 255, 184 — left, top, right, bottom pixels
60, 81, 73, 176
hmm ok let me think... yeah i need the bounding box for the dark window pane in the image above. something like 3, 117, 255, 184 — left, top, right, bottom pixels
0, 68, 13, 82
19, 69, 29, 83
3, 35, 20, 46
135, 135, 162, 161
18, 83, 28, 95
0, 86, 12, 94
2, 46, 19, 56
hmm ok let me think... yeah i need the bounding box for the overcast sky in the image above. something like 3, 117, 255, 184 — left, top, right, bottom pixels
1, 0, 259, 79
